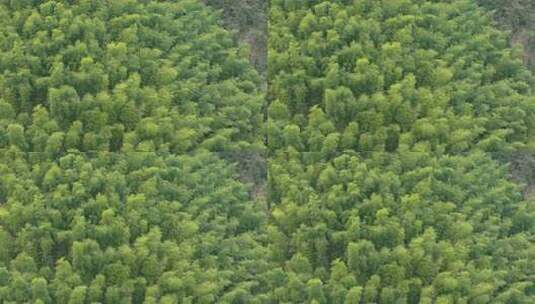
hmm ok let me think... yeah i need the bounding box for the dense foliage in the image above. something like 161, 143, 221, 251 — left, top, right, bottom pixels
267, 0, 535, 302
0, 0, 534, 303
0, 0, 267, 303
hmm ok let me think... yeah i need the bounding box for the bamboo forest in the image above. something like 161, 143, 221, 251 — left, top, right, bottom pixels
0, 0, 533, 303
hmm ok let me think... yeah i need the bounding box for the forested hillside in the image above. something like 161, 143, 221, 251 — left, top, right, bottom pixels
267, 0, 534, 302
0, 0, 533, 303
0, 1, 268, 302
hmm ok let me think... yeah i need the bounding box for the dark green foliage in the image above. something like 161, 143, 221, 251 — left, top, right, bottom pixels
477, 0, 535, 70
477, 0, 534, 30
203, 0, 268, 75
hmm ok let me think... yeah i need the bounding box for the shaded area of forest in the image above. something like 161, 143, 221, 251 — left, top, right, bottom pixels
203, 0, 267, 76
477, 0, 535, 70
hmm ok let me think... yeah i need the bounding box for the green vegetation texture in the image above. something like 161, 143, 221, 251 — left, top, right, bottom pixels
0, 0, 533, 303
266, 0, 534, 303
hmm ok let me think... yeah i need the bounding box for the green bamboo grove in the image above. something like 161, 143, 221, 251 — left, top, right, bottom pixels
0, 0, 532, 303
266, 0, 534, 302
0, 0, 267, 302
